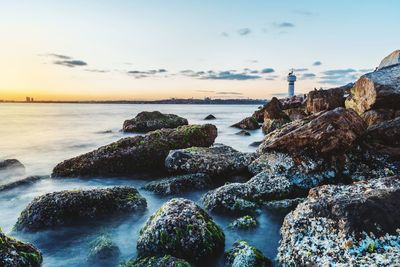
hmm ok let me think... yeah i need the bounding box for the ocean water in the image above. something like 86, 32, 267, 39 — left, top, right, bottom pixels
0, 103, 284, 266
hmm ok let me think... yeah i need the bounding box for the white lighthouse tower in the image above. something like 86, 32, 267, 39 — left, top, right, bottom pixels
287, 69, 296, 97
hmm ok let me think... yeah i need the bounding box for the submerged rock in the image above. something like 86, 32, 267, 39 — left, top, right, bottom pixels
279, 176, 400, 266
137, 198, 225, 263
204, 114, 216, 120
0, 230, 43, 267
52, 124, 217, 178
142, 173, 213, 195
0, 175, 49, 192
231, 117, 260, 130
15, 186, 146, 231
228, 215, 257, 230
165, 144, 254, 176
120, 255, 192, 267
378, 49, 400, 69
225, 240, 271, 267
87, 235, 120, 266
0, 159, 25, 176
122, 111, 188, 133
249, 141, 262, 147
345, 64, 400, 114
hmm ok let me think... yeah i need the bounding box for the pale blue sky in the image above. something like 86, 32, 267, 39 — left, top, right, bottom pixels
0, 0, 399, 100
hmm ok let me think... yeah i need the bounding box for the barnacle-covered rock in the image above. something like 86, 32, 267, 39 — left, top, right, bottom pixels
15, 187, 146, 231
225, 240, 271, 267
120, 255, 192, 267
136, 198, 224, 263
123, 111, 188, 133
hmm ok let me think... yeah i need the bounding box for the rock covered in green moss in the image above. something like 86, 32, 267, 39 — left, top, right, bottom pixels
142, 173, 213, 195
120, 255, 192, 267
52, 124, 217, 177
123, 111, 188, 133
87, 234, 120, 266
228, 215, 257, 230
225, 240, 271, 267
165, 144, 254, 176
137, 198, 224, 263
15, 186, 146, 231
0, 229, 42, 267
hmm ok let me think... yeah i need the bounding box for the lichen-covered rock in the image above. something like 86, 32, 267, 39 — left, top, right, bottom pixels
231, 117, 260, 130
15, 187, 146, 231
137, 198, 224, 263
361, 109, 398, 126
204, 114, 216, 120
278, 176, 400, 266
122, 111, 188, 133
228, 215, 257, 229
52, 124, 217, 177
378, 49, 400, 69
0, 159, 25, 176
345, 64, 400, 114
305, 86, 349, 114
87, 235, 120, 266
225, 240, 271, 267
165, 144, 254, 176
142, 173, 213, 195
120, 255, 192, 267
0, 175, 49, 192
0, 230, 42, 267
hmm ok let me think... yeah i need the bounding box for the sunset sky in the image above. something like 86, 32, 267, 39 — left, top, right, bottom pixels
0, 0, 399, 101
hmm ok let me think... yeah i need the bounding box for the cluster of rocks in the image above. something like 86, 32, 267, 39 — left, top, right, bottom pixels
120, 255, 192, 267
122, 111, 188, 133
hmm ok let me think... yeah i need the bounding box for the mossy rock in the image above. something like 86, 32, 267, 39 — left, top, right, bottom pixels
225, 240, 271, 267
120, 255, 192, 267
228, 215, 257, 230
87, 234, 120, 266
123, 111, 188, 133
137, 198, 225, 263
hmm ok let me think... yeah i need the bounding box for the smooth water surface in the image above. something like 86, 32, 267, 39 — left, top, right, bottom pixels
0, 103, 283, 266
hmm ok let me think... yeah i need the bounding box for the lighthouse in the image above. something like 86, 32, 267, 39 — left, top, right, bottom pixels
287, 70, 296, 97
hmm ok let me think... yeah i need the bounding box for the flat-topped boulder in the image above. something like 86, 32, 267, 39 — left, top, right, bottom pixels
123, 111, 188, 133
165, 144, 254, 176
278, 176, 400, 266
121, 255, 192, 267
137, 198, 224, 263
231, 117, 260, 130
345, 64, 400, 114
52, 124, 217, 177
378, 49, 400, 69
305, 84, 351, 114
0, 230, 43, 267
225, 240, 271, 267
15, 186, 146, 231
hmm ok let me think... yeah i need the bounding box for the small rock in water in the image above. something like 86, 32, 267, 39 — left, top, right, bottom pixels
228, 215, 257, 230
235, 130, 251, 136
249, 141, 262, 147
231, 117, 260, 130
225, 240, 272, 267
123, 111, 188, 133
87, 235, 120, 266
204, 114, 216, 120
0, 175, 49, 192
0, 159, 25, 176
120, 255, 192, 267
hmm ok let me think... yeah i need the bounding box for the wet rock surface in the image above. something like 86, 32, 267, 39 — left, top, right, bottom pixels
264, 198, 305, 214
165, 144, 254, 176
231, 117, 260, 130
136, 198, 224, 263
142, 173, 213, 195
278, 176, 400, 266
52, 124, 217, 177
15, 186, 146, 231
0, 175, 49, 192
225, 240, 271, 267
122, 111, 188, 133
0, 230, 42, 267
87, 235, 120, 266
235, 130, 250, 136
120, 255, 192, 267
228, 215, 257, 230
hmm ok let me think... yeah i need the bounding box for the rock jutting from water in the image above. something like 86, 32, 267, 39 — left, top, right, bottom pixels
0, 229, 43, 267
204, 114, 216, 120
278, 176, 400, 266
225, 240, 272, 267
262, 97, 291, 134
142, 173, 213, 196
235, 130, 251, 136
14, 186, 146, 231
0, 159, 25, 176
87, 234, 120, 266
165, 144, 255, 176
52, 124, 217, 177
231, 117, 260, 130
228, 215, 257, 230
120, 255, 193, 267
0, 175, 49, 192
122, 111, 188, 133
136, 198, 225, 263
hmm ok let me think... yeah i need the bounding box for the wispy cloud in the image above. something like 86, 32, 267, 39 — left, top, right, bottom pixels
237, 28, 251, 36
301, 73, 316, 79
273, 22, 295, 28
127, 69, 167, 78
54, 59, 88, 67
216, 91, 243, 95
294, 68, 308, 72
202, 71, 260, 80
260, 68, 275, 74
221, 32, 229, 37
47, 53, 71, 60
313, 61, 322, 66
85, 69, 109, 73
319, 68, 359, 85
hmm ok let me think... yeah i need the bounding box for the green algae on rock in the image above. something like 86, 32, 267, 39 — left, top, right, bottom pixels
15, 186, 146, 231
122, 111, 188, 133
119, 255, 192, 267
137, 198, 224, 263
225, 240, 271, 267
228, 215, 257, 230
87, 234, 120, 266
52, 124, 217, 178
0, 229, 42, 267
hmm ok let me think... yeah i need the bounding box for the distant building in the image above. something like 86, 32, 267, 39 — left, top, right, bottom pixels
26, 97, 31, 102
287, 70, 297, 97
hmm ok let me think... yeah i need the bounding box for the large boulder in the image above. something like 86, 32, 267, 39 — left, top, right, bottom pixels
361, 108, 399, 126
283, 107, 307, 121
280, 94, 305, 110
262, 97, 291, 134
52, 124, 217, 177
345, 64, 400, 114
278, 176, 400, 266
142, 173, 213, 196
120, 255, 192, 267
305, 84, 351, 114
165, 144, 254, 176
137, 198, 224, 263
0, 230, 43, 267
378, 49, 400, 69
122, 111, 188, 133
87, 235, 120, 266
366, 117, 400, 158
225, 240, 272, 267
231, 117, 260, 130
15, 187, 146, 231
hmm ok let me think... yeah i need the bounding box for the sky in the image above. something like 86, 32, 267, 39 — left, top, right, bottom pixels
0, 0, 399, 101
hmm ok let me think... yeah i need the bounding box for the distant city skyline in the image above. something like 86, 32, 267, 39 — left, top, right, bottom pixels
0, 0, 399, 101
